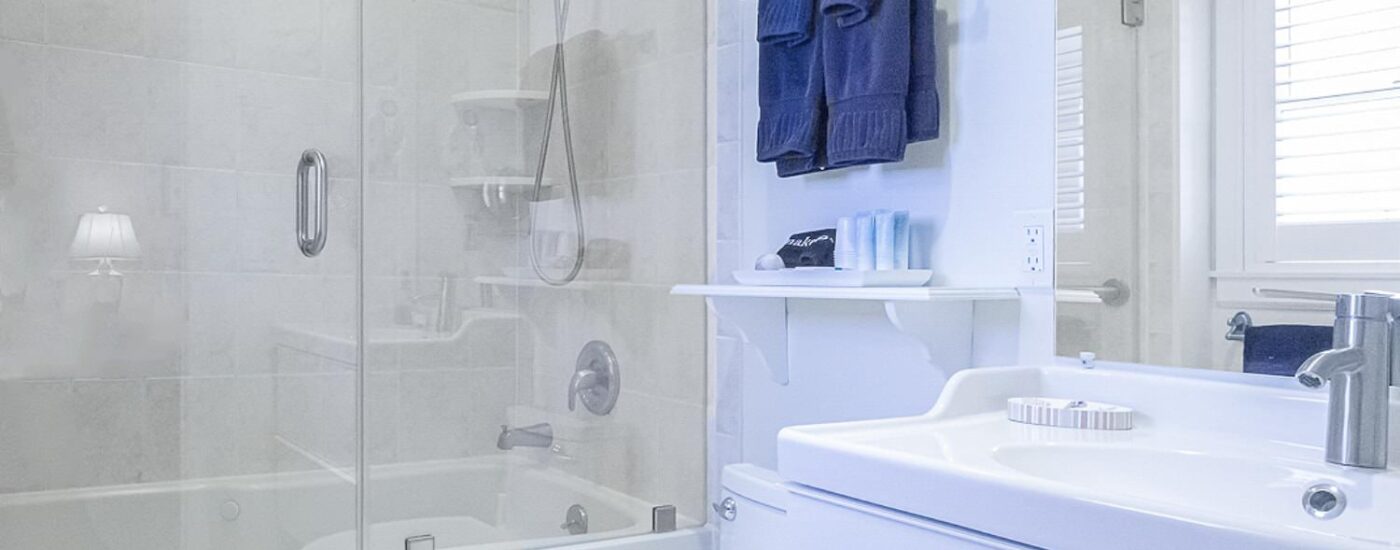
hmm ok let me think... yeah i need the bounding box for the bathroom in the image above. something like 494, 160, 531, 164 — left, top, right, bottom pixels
0, 0, 1395, 548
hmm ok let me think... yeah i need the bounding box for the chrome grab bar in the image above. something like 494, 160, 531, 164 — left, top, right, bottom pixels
296, 149, 328, 257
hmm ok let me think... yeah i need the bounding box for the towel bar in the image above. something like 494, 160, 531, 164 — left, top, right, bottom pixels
1226, 311, 1252, 342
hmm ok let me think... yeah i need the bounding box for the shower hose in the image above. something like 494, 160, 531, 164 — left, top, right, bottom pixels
529, 0, 586, 286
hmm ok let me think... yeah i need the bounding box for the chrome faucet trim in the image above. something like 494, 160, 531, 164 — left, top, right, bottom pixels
1295, 292, 1394, 469
496, 423, 554, 450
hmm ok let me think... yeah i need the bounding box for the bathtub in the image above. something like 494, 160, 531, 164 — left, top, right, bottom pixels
0, 455, 708, 550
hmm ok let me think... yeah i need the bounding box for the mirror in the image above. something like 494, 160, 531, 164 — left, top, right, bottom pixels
1054, 1, 1400, 373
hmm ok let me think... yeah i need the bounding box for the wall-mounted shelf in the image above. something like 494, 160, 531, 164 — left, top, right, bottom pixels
448, 176, 554, 189
672, 285, 1022, 385
449, 89, 549, 111
476, 275, 673, 292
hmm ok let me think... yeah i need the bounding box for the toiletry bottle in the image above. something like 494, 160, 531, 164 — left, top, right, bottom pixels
875, 210, 895, 271
836, 217, 856, 270
856, 212, 875, 271
893, 210, 910, 270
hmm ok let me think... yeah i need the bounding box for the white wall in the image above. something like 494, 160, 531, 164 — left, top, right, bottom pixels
708, 0, 1057, 496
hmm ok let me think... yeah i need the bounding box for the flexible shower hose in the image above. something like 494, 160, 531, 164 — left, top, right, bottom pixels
528, 0, 586, 286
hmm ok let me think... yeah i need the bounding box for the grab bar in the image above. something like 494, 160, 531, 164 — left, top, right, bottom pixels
1061, 279, 1130, 307
296, 149, 328, 257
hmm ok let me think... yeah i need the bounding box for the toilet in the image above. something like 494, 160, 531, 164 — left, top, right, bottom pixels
718, 464, 791, 550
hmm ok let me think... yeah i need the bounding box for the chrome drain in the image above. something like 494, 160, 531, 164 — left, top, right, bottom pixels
1302, 483, 1346, 520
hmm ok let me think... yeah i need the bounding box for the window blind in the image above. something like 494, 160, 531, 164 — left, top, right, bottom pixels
1274, 0, 1400, 225
1056, 26, 1086, 233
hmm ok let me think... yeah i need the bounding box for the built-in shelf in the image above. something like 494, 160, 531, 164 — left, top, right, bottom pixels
671, 284, 1020, 302
475, 275, 665, 291
448, 176, 553, 189
449, 89, 549, 111
673, 284, 1023, 385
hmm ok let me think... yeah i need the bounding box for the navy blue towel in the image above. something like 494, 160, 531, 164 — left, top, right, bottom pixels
758, 0, 940, 177
822, 0, 913, 167
906, 0, 940, 142
1243, 325, 1334, 376
757, 0, 825, 164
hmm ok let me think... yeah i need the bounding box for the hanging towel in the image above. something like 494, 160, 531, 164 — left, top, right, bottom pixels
777, 149, 826, 177
821, 0, 912, 167
823, 0, 875, 26
757, 0, 825, 164
1242, 325, 1333, 376
907, 0, 939, 142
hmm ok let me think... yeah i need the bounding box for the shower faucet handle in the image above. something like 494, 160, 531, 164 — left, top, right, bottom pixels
567, 369, 601, 412
567, 341, 620, 415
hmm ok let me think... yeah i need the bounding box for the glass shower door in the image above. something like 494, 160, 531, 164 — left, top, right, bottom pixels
361, 0, 709, 547
0, 3, 362, 549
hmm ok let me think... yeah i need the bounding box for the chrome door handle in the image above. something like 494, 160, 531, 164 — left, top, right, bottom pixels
296, 149, 328, 257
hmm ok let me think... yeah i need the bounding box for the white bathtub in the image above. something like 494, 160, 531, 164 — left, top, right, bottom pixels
0, 456, 707, 550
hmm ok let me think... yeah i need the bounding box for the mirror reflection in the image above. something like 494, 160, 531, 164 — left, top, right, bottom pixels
1055, 1, 1400, 373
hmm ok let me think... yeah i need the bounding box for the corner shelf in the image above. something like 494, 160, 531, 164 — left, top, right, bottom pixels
671, 284, 1022, 385
449, 89, 549, 111
448, 176, 554, 189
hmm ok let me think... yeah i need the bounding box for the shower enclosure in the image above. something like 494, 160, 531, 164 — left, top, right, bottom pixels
0, 1, 708, 548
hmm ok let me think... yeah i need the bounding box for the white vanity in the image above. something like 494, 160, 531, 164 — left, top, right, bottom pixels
770, 365, 1400, 549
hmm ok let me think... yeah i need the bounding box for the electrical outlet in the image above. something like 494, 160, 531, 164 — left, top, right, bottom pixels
1022, 225, 1045, 273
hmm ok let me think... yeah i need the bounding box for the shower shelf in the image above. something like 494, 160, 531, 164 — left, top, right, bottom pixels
449, 89, 549, 110
475, 276, 665, 291
671, 285, 1022, 385
448, 176, 555, 188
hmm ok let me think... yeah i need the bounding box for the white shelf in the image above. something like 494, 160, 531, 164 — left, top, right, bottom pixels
671, 284, 1021, 302
448, 176, 553, 188
449, 89, 549, 110
475, 276, 667, 291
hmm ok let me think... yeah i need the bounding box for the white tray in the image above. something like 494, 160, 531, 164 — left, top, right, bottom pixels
732, 268, 933, 288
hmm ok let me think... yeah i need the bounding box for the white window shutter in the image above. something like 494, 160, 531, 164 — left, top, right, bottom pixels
1056, 26, 1087, 233
1274, 0, 1400, 226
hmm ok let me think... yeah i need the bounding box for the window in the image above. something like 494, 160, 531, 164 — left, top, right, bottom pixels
1056, 26, 1086, 234
1275, 0, 1400, 227
1242, 0, 1400, 266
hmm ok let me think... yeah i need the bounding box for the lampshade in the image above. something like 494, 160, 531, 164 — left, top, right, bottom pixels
70, 206, 142, 261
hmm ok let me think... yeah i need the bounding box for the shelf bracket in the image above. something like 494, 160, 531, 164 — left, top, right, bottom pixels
705, 296, 790, 385
884, 300, 975, 370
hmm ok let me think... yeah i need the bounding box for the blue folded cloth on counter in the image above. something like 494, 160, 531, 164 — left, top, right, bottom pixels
1242, 325, 1333, 376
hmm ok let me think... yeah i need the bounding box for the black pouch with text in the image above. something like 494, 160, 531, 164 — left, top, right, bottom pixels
777, 229, 836, 268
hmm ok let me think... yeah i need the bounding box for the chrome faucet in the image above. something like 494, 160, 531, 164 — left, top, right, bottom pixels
1295, 292, 1395, 469
496, 423, 554, 450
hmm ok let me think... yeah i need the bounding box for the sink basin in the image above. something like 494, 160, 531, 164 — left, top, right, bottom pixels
778, 365, 1400, 549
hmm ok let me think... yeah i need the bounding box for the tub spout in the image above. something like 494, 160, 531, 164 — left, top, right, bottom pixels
496, 423, 554, 450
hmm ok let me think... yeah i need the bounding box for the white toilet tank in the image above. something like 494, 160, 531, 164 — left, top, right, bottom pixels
718, 464, 790, 550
